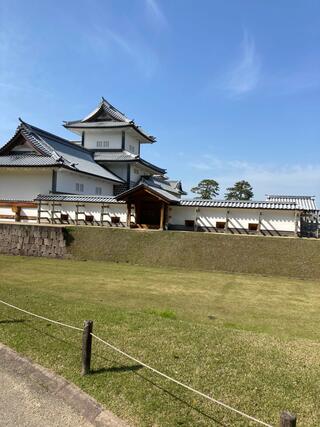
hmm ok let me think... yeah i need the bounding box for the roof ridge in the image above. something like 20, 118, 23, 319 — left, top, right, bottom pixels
20, 120, 92, 155
186, 198, 298, 204
101, 97, 128, 120
267, 194, 315, 199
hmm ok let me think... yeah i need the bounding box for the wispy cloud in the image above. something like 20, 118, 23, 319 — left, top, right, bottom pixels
225, 30, 261, 96
84, 26, 159, 78
145, 0, 167, 27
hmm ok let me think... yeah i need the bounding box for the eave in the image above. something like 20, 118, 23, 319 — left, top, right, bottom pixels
63, 123, 156, 143
116, 183, 179, 204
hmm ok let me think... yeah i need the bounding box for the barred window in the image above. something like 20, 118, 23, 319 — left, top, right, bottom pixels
76, 183, 84, 192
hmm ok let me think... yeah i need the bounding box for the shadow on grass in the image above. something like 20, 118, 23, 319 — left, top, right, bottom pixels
0, 319, 27, 324
91, 364, 143, 375
95, 353, 228, 426
5, 321, 228, 426
14, 321, 82, 352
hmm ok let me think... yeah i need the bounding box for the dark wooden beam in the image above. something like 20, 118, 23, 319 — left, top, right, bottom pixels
160, 203, 165, 230
127, 203, 132, 227
121, 131, 126, 150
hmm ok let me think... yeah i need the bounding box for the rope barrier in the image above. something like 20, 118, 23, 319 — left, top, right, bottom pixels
0, 298, 273, 427
91, 333, 273, 427
0, 299, 82, 331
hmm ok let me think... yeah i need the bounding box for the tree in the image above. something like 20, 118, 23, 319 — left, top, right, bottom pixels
191, 179, 220, 200
225, 180, 254, 200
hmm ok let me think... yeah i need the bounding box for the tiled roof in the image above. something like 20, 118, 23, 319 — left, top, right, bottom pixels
82, 97, 131, 123
266, 195, 317, 211
94, 151, 166, 174
0, 121, 124, 184
116, 181, 181, 203
178, 199, 299, 210
94, 151, 137, 161
0, 153, 58, 167
142, 176, 185, 196
63, 98, 156, 142
36, 194, 125, 204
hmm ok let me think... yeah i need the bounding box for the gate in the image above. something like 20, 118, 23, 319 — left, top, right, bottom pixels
300, 212, 319, 238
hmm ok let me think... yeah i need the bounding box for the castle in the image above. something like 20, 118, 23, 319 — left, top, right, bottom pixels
0, 98, 317, 236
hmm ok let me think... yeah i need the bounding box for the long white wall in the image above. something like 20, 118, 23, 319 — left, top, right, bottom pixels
169, 206, 297, 232
39, 202, 127, 225
0, 197, 298, 235
0, 168, 52, 200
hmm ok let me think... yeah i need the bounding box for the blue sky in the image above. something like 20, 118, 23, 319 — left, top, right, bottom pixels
1, 0, 320, 199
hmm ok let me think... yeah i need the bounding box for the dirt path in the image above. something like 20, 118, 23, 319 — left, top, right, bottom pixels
0, 364, 92, 427
0, 343, 129, 427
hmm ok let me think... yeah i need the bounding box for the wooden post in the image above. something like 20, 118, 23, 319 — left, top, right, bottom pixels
13, 206, 21, 222
37, 201, 41, 224
294, 211, 299, 237
258, 211, 262, 234
194, 208, 198, 232
51, 201, 55, 224
280, 411, 296, 426
100, 205, 104, 227
81, 320, 93, 376
160, 203, 165, 230
127, 203, 132, 228
225, 210, 229, 233
75, 204, 79, 225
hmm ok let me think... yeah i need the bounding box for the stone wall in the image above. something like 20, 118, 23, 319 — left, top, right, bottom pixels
0, 224, 67, 258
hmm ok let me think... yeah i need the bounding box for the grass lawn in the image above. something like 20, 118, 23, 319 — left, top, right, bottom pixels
0, 255, 319, 426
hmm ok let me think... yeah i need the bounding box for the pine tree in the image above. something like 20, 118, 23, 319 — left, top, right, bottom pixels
191, 179, 220, 200
225, 180, 254, 200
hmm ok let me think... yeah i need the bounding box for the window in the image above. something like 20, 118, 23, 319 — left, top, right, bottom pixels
111, 216, 120, 224
76, 183, 84, 192
129, 144, 135, 153
60, 213, 69, 222
185, 220, 195, 227
216, 221, 226, 229
95, 187, 102, 195
97, 140, 109, 148
85, 214, 94, 223
248, 223, 259, 231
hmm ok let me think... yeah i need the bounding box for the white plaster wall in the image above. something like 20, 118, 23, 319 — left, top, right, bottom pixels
84, 130, 122, 150
260, 210, 296, 232
130, 163, 155, 183
169, 205, 296, 232
197, 208, 229, 228
21, 207, 38, 223
56, 169, 114, 195
169, 206, 197, 224
125, 133, 140, 154
0, 205, 38, 223
48, 202, 127, 224
228, 209, 260, 229
0, 206, 15, 222
0, 168, 52, 200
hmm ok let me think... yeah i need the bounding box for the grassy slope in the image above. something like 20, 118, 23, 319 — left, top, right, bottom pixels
67, 227, 320, 280
0, 255, 319, 426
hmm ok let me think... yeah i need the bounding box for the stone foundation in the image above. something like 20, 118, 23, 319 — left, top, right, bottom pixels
0, 224, 67, 258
